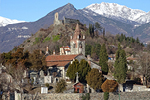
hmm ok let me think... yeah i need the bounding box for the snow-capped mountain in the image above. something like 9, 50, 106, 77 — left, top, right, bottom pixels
85, 2, 149, 24
0, 16, 25, 27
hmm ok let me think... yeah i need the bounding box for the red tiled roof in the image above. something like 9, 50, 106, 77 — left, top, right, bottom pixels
65, 49, 71, 51
46, 54, 79, 67
47, 61, 70, 67
60, 46, 70, 48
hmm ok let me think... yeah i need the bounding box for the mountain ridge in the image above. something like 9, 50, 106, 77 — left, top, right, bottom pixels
0, 16, 25, 27
85, 2, 149, 24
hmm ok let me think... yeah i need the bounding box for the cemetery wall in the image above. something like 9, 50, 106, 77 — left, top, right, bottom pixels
21, 91, 150, 100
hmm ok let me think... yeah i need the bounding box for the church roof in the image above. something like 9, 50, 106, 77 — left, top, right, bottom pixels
46, 54, 79, 67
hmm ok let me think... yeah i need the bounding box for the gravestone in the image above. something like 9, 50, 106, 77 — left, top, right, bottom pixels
41, 87, 48, 94
33, 77, 36, 84
40, 70, 44, 78
23, 70, 28, 78
44, 76, 52, 84
38, 77, 44, 84
30, 72, 38, 79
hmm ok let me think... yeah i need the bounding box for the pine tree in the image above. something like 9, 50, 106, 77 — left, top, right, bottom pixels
67, 59, 91, 83
86, 68, 104, 90
78, 59, 91, 83
136, 37, 140, 43
99, 44, 108, 75
66, 59, 79, 81
114, 44, 127, 84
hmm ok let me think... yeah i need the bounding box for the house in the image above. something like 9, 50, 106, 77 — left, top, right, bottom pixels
74, 82, 84, 93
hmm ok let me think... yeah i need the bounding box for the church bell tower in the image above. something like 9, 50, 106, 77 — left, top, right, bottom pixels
70, 23, 85, 56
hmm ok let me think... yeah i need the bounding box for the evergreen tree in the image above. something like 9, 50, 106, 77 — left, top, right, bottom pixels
66, 59, 79, 81
86, 68, 104, 90
104, 92, 109, 100
85, 44, 92, 56
114, 44, 127, 84
99, 44, 108, 75
136, 37, 140, 43
95, 22, 103, 33
88, 24, 94, 38
78, 59, 91, 83
103, 28, 105, 37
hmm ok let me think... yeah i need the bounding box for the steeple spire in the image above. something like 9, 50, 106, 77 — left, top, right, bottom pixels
73, 23, 81, 40
75, 23, 80, 33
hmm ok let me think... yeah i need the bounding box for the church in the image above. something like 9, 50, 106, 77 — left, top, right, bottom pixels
45, 13, 101, 81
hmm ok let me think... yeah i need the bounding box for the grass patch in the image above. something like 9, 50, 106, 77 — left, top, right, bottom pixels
33, 37, 41, 44
52, 35, 60, 42
43, 37, 51, 43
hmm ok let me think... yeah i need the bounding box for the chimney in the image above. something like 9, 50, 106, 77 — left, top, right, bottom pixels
53, 50, 55, 55
46, 46, 48, 52
45, 46, 49, 55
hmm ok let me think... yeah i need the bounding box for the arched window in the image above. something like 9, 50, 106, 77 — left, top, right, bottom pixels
73, 43, 76, 48
79, 43, 82, 48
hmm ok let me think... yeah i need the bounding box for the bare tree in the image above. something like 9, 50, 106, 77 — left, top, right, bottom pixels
5, 63, 24, 92
0, 72, 13, 92
135, 52, 150, 85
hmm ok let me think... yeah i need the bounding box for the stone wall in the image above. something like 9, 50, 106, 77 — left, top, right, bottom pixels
21, 91, 150, 100
22, 93, 81, 100
64, 17, 79, 24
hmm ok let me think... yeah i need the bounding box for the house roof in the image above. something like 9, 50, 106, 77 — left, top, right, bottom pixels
65, 49, 71, 51
127, 57, 138, 60
73, 82, 84, 86
46, 54, 79, 67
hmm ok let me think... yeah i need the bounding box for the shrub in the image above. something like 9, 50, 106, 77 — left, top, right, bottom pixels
81, 93, 90, 100
101, 80, 118, 92
27, 40, 30, 42
55, 79, 66, 93
33, 37, 41, 44
45, 83, 49, 88
104, 92, 109, 100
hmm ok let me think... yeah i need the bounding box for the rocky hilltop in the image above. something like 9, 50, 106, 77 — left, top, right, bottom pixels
20, 19, 87, 53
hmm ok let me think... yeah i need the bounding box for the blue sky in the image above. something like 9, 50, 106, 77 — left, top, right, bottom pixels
0, 0, 149, 22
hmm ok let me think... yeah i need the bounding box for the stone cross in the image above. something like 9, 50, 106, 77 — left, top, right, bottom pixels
47, 71, 50, 76
76, 72, 79, 83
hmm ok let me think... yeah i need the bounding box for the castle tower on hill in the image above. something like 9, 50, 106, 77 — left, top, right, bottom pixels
70, 23, 85, 56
